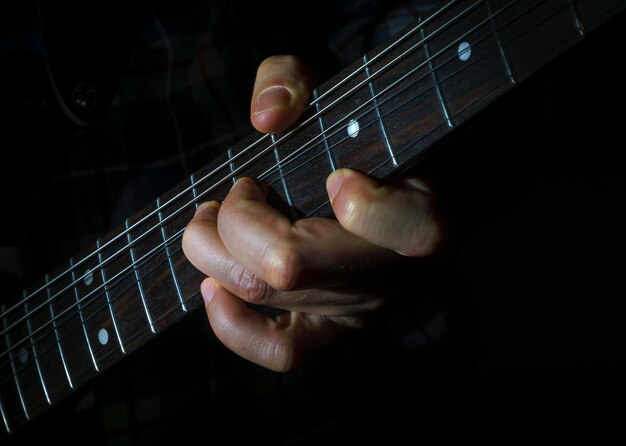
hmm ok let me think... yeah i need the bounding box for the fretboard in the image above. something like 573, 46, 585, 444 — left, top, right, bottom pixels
1, 0, 623, 437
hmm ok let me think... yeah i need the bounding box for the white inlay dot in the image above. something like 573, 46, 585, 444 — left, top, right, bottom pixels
458, 41, 471, 61
347, 119, 360, 138
84, 269, 94, 286
98, 328, 109, 345
18, 347, 28, 364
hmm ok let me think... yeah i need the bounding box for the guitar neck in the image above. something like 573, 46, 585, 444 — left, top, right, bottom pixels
1, 0, 623, 437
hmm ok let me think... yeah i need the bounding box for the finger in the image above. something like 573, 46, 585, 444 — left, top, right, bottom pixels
183, 200, 271, 302
183, 192, 387, 311
250, 55, 316, 134
326, 169, 446, 256
218, 178, 394, 291
201, 278, 343, 372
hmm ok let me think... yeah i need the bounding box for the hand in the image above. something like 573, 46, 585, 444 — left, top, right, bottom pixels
183, 55, 446, 371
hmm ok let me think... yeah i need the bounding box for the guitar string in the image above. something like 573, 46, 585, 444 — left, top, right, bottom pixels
0, 0, 537, 367
4, 0, 624, 426
254, 7, 524, 192
5, 3, 575, 404
0, 0, 497, 343
13, 0, 600, 414
0, 7, 587, 408
0, 36, 559, 417
0, 0, 548, 375
0, 0, 467, 322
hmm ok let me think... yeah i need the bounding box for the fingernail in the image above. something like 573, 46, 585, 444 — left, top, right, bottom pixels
254, 87, 292, 115
326, 169, 346, 203
201, 278, 216, 306
194, 200, 219, 216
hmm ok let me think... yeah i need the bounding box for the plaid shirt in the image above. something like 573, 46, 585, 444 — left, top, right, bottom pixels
2, 1, 485, 445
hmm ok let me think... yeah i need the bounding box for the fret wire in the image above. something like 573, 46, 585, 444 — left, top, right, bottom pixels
125, 218, 157, 333
0, 388, 10, 433
96, 239, 126, 354
0, 0, 483, 331
258, 0, 546, 187
254, 6, 502, 187
45, 275, 74, 389
487, 0, 517, 85
23, 293, 51, 405
260, 20, 496, 186
69, 257, 99, 372
80, 246, 194, 367
567, 0, 586, 36
366, 21, 573, 188
271, 6, 533, 197
1, 0, 560, 362
227, 148, 237, 185
6, 1, 475, 326
190, 173, 200, 208
363, 53, 398, 167
156, 197, 187, 312
2, 226, 188, 362
1, 304, 29, 420
0, 0, 596, 394
312, 88, 337, 171
3, 18, 516, 377
271, 134, 299, 221
307, 42, 531, 218
420, 16, 454, 129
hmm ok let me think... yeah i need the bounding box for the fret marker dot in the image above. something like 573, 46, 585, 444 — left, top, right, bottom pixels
98, 328, 109, 345
84, 269, 94, 286
347, 119, 360, 138
18, 347, 28, 364
458, 41, 471, 61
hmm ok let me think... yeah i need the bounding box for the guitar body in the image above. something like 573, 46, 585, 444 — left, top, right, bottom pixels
2, 1, 626, 444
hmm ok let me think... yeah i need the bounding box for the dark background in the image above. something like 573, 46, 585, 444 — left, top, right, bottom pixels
3, 2, 626, 445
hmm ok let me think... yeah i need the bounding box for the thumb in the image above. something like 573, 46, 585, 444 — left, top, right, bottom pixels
250, 55, 316, 134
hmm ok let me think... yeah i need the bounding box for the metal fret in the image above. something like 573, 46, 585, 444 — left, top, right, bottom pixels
1, 304, 29, 420
0, 390, 10, 433
271, 133, 298, 220
312, 88, 337, 171
568, 0, 586, 36
190, 173, 200, 208
420, 17, 454, 129
227, 147, 237, 185
96, 239, 126, 353
69, 257, 99, 371
45, 275, 73, 389
125, 218, 157, 332
156, 197, 186, 311
363, 53, 398, 167
487, 0, 517, 85
23, 295, 51, 404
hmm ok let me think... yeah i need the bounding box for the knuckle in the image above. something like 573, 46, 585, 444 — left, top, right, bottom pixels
232, 265, 271, 303
261, 241, 304, 291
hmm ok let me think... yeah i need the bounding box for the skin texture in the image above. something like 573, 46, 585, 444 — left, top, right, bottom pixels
182, 55, 446, 372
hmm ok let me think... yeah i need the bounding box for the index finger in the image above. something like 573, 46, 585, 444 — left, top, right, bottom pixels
218, 177, 395, 291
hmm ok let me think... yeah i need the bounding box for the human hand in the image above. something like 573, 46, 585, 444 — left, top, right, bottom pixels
182, 55, 446, 371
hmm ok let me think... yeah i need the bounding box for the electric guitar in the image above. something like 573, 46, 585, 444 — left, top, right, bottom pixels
1, 0, 624, 440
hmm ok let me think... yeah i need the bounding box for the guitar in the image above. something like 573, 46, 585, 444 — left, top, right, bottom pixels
2, 0, 625, 442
